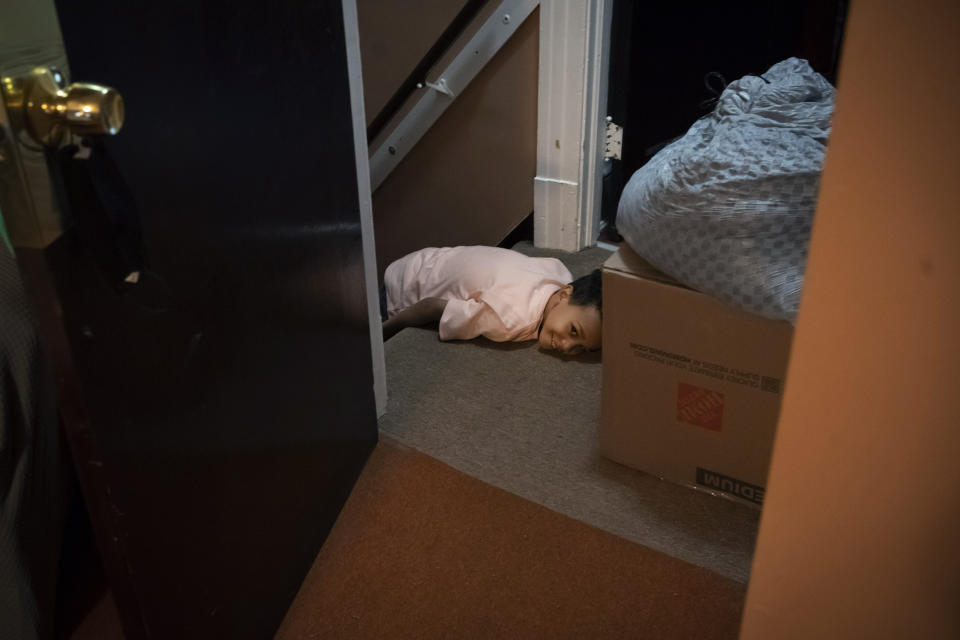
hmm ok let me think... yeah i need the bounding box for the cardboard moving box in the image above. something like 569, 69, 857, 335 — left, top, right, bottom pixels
601, 246, 795, 507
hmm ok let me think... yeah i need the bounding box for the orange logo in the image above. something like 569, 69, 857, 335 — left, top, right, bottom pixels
677, 383, 724, 431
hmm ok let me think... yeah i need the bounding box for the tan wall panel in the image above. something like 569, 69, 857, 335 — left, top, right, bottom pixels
740, 1, 960, 638
357, 0, 467, 126
372, 9, 539, 274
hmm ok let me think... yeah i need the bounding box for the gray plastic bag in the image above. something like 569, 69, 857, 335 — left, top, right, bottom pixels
616, 58, 835, 321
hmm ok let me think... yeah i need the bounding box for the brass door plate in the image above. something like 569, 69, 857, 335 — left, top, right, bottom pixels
0, 75, 66, 249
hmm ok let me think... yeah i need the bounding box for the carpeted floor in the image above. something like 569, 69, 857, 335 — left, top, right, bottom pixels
65, 438, 748, 640
60, 241, 757, 637
378, 242, 761, 583
278, 438, 746, 639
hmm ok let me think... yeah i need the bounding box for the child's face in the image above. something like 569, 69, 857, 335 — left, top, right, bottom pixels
538, 286, 602, 355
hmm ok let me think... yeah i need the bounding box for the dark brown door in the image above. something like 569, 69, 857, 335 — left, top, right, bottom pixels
0, 1, 379, 637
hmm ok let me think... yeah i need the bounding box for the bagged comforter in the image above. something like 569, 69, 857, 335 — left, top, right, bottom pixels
616, 58, 835, 321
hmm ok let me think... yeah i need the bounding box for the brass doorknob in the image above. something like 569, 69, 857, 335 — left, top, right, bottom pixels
3, 67, 124, 147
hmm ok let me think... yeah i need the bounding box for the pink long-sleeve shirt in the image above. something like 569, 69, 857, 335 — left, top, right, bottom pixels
384, 246, 572, 342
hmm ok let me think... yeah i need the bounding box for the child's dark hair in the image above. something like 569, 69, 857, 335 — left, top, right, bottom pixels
569, 269, 602, 312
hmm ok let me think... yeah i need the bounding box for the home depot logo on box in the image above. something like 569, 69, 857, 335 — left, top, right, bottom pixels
677, 383, 724, 431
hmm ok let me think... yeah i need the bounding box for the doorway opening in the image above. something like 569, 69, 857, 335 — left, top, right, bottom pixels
366, 0, 848, 587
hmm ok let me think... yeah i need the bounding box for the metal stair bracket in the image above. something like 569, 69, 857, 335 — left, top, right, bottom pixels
368, 0, 538, 192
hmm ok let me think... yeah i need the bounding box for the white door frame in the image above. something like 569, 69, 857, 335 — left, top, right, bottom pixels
343, 0, 387, 417
534, 0, 614, 252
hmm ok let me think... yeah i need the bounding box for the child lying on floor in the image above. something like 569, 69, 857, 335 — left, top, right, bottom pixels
382, 246, 602, 355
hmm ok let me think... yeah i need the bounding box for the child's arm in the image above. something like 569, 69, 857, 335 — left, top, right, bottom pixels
382, 297, 447, 340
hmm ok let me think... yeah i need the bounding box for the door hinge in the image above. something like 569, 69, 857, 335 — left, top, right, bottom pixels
604, 117, 622, 161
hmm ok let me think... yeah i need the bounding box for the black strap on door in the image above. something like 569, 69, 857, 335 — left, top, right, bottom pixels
52, 139, 146, 290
